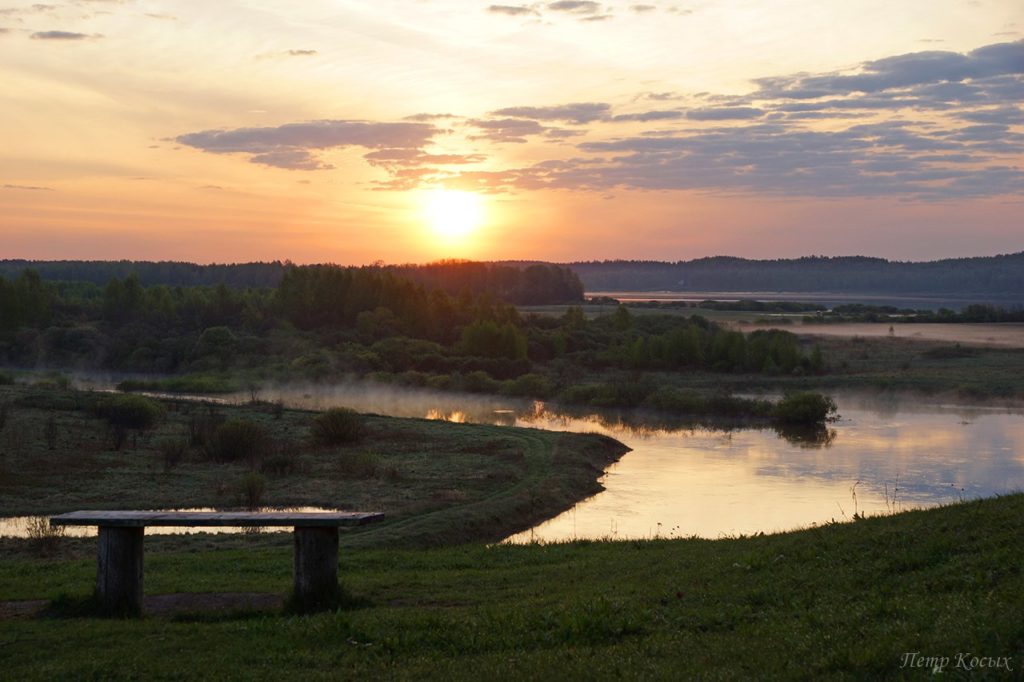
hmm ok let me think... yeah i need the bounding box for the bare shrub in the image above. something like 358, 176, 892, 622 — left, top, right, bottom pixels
187, 408, 224, 448
26, 516, 66, 554
157, 436, 190, 472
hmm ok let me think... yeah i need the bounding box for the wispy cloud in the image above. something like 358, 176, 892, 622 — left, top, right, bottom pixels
176, 119, 440, 170
487, 4, 536, 16
30, 30, 98, 40
490, 102, 610, 123
286, 49, 317, 56
4, 183, 54, 191
547, 1, 601, 14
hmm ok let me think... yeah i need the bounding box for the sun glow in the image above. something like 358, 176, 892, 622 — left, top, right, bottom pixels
422, 189, 486, 241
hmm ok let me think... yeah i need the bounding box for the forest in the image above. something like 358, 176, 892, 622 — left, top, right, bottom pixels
0, 264, 825, 421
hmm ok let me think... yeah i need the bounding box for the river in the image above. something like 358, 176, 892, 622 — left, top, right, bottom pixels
5, 381, 1022, 541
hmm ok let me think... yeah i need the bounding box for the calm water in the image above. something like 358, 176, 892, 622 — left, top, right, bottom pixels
504, 396, 1024, 542
210, 383, 1023, 541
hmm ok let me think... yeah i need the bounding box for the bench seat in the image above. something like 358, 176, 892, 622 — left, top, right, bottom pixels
51, 510, 383, 527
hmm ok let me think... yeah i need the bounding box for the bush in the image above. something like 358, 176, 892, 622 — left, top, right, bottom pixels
92, 394, 164, 450
237, 472, 266, 510
157, 437, 190, 471
461, 370, 501, 394
205, 418, 268, 462
772, 392, 837, 424
311, 408, 365, 446
502, 373, 555, 398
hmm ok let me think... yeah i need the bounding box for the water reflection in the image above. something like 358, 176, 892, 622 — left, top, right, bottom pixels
505, 395, 1024, 542
0, 507, 341, 539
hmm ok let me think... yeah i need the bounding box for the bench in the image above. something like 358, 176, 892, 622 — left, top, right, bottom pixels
50, 510, 384, 615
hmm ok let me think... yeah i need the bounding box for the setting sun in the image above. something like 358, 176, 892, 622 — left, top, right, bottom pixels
422, 189, 486, 241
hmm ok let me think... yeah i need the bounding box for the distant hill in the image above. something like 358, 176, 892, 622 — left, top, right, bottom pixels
564, 253, 1024, 296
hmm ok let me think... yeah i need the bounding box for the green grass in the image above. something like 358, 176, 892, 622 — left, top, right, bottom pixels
1, 494, 1021, 679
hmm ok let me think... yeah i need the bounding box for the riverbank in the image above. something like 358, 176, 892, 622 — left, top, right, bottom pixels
0, 385, 628, 547
1, 493, 1021, 678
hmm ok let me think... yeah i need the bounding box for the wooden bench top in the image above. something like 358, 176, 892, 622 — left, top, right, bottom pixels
50, 510, 384, 528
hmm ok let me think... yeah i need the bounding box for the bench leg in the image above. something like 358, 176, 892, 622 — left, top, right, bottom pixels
293, 526, 339, 612
97, 526, 144, 616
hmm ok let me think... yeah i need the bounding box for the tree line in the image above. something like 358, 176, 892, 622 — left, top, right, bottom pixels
568, 253, 1024, 296
0, 259, 584, 306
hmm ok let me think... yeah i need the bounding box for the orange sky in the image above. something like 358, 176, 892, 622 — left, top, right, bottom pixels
1, 1, 1022, 264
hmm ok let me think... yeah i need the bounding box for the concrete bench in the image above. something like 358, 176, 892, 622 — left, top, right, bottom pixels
50, 510, 384, 615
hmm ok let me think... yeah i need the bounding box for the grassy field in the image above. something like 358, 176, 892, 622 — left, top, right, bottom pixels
0, 494, 1021, 679
0, 385, 627, 547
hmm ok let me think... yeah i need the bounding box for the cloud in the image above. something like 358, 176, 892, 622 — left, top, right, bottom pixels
467, 117, 547, 143
957, 105, 1024, 124
30, 30, 96, 40
4, 183, 54, 191
176, 119, 439, 170
490, 102, 610, 123
547, 1, 601, 14
686, 107, 765, 120
404, 112, 458, 121
612, 110, 685, 122
177, 40, 1022, 200
286, 49, 317, 56
487, 4, 536, 16
753, 40, 1024, 99
248, 150, 333, 171
411, 41, 1024, 200
363, 148, 486, 167
631, 4, 656, 12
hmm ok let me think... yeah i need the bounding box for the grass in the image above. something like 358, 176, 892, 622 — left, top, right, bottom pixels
0, 494, 1021, 678
0, 384, 627, 548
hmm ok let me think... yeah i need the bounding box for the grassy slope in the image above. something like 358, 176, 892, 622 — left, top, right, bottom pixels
1, 494, 1022, 679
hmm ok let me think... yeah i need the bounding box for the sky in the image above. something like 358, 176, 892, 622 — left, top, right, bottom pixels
1, 0, 1022, 265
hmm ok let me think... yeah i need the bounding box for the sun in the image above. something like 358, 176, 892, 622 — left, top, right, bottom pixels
422, 189, 486, 241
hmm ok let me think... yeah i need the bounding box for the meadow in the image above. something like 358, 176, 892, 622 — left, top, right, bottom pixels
1, 494, 1021, 679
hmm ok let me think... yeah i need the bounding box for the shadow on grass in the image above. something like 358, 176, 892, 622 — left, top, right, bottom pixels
42, 585, 373, 620
283, 583, 373, 616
